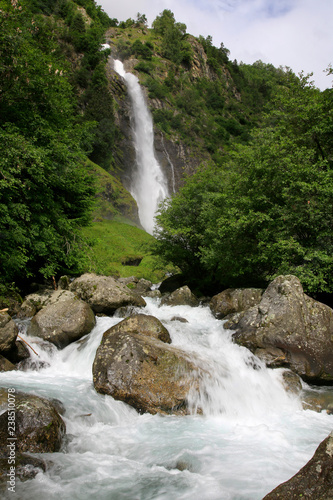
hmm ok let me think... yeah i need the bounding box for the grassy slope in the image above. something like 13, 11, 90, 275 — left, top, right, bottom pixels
80, 219, 176, 283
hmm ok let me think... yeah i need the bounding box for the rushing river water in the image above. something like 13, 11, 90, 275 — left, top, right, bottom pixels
1, 297, 332, 500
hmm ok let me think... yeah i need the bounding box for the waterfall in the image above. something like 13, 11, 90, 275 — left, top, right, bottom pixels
2, 298, 333, 499
113, 60, 169, 234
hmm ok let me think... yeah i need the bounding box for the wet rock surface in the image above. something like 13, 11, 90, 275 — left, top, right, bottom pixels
93, 314, 201, 415
0, 390, 66, 453
227, 276, 333, 383
263, 431, 333, 499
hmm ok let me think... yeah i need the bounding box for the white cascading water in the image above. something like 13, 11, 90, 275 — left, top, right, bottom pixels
1, 297, 333, 500
113, 60, 169, 234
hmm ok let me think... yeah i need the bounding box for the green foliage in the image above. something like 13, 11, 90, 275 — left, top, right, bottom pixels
0, 0, 102, 285
154, 78, 333, 294
152, 9, 191, 65
79, 220, 176, 281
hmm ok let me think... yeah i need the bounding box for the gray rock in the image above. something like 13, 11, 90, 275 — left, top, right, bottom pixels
210, 288, 263, 319
0, 391, 66, 453
0, 312, 18, 353
161, 286, 199, 307
263, 432, 333, 499
229, 275, 333, 383
27, 293, 95, 348
93, 315, 202, 415
69, 273, 146, 314
105, 314, 171, 343
0, 354, 16, 372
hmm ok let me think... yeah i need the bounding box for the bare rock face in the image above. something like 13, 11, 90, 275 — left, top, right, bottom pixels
228, 275, 333, 383
161, 286, 199, 307
210, 288, 263, 319
69, 273, 146, 315
93, 314, 200, 415
263, 432, 333, 499
28, 292, 95, 348
0, 390, 66, 453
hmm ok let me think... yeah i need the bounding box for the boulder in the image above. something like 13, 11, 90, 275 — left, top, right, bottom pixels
93, 315, 201, 415
0, 312, 18, 354
0, 354, 16, 372
18, 288, 75, 318
210, 288, 263, 319
27, 292, 95, 348
69, 273, 146, 314
0, 391, 66, 453
263, 432, 333, 499
228, 276, 333, 383
0, 452, 47, 487
107, 314, 171, 343
161, 286, 199, 307
5, 340, 30, 364
118, 277, 152, 296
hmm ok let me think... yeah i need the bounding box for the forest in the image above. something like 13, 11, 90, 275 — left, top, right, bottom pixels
0, 0, 332, 301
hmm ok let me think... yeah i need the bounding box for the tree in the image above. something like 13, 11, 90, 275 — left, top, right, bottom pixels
154, 76, 333, 295
0, 0, 96, 284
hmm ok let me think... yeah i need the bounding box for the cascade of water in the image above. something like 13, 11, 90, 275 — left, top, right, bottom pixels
2, 298, 332, 499
113, 60, 169, 234
161, 133, 176, 193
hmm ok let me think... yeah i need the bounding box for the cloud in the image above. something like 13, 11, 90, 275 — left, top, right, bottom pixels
99, 0, 333, 90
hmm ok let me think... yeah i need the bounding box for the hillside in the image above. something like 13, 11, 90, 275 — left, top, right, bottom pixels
0, 2, 332, 299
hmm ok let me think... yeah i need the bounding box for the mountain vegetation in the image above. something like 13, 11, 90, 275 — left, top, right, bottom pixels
0, 1, 332, 300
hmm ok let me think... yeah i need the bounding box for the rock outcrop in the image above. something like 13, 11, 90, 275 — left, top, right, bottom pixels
226, 275, 333, 383
28, 291, 95, 349
263, 432, 333, 499
93, 314, 201, 415
69, 273, 146, 315
210, 288, 263, 319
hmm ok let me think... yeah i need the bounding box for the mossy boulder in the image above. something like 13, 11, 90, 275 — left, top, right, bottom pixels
228, 276, 333, 383
69, 273, 146, 315
28, 292, 95, 348
210, 287, 263, 319
93, 314, 201, 415
0, 390, 66, 454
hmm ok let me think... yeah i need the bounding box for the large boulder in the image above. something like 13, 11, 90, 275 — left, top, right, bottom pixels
93, 314, 201, 415
0, 391, 66, 453
0, 312, 18, 354
228, 275, 333, 383
210, 288, 263, 319
161, 286, 199, 307
69, 273, 146, 314
107, 314, 171, 343
27, 292, 95, 348
263, 432, 333, 499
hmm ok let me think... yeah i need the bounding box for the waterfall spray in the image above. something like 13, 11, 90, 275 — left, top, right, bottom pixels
113, 60, 169, 234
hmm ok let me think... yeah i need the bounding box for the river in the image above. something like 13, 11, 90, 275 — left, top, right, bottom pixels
1, 297, 332, 499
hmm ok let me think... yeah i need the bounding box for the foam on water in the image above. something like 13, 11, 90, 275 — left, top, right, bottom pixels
1, 298, 332, 500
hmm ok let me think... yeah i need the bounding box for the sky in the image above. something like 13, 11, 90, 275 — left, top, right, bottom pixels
98, 0, 333, 90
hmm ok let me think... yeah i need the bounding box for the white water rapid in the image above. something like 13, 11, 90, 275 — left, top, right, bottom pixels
1, 298, 333, 500
113, 60, 169, 234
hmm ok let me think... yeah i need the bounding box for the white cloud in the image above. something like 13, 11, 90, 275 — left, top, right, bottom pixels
99, 0, 333, 89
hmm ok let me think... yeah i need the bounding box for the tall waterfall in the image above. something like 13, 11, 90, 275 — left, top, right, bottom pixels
114, 60, 169, 234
